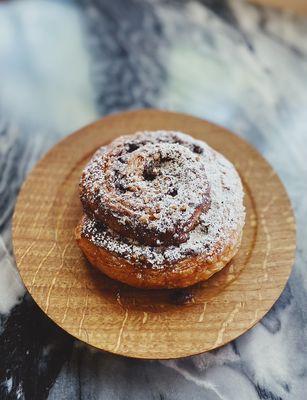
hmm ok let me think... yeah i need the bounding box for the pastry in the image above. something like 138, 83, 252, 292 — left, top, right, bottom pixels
76, 131, 245, 289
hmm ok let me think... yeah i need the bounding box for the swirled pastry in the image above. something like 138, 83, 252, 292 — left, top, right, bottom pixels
76, 131, 245, 289
80, 132, 211, 246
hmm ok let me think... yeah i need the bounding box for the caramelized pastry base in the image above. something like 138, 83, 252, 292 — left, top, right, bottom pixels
75, 217, 243, 289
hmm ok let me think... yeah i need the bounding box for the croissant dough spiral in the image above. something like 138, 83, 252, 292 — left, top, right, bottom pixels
76, 131, 245, 289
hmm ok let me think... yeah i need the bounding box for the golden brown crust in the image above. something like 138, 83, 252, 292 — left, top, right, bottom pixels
76, 130, 245, 289
75, 215, 242, 289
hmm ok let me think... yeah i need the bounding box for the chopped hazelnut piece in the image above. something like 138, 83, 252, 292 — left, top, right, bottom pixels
139, 214, 149, 224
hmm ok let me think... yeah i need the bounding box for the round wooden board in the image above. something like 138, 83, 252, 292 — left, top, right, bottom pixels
13, 109, 296, 359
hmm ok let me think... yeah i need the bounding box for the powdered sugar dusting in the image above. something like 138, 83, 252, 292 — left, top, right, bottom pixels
81, 131, 245, 270
80, 131, 211, 245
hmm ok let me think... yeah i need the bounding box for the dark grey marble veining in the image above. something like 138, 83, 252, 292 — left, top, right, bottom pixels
0, 0, 307, 399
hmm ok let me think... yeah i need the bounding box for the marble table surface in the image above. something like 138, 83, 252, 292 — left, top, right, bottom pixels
0, 0, 307, 399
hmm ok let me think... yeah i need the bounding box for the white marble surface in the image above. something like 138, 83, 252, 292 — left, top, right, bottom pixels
0, 0, 307, 399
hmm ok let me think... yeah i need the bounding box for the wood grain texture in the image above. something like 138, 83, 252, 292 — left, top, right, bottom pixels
12, 109, 296, 359
250, 0, 307, 14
